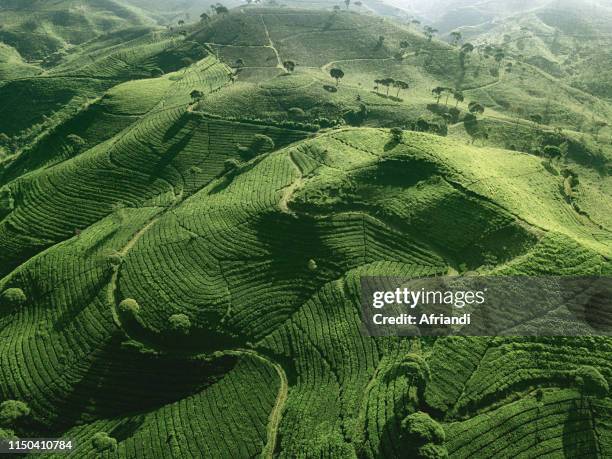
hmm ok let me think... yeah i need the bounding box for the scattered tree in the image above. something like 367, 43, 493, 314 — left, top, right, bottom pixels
453, 91, 464, 107
394, 80, 409, 97
178, 19, 185, 26
330, 68, 345, 86
200, 12, 210, 22
215, 5, 229, 14
380, 77, 395, 96
344, 0, 351, 9
91, 432, 117, 453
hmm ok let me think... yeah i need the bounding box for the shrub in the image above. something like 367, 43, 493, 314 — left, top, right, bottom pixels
307, 259, 318, 271
224, 158, 241, 172
390, 127, 403, 142
118, 298, 140, 315
0, 400, 30, 426
288, 107, 306, 119
169, 313, 191, 335
543, 145, 562, 158
0, 288, 27, 308
91, 432, 117, 453
0, 428, 17, 441
401, 411, 445, 445
252, 134, 275, 153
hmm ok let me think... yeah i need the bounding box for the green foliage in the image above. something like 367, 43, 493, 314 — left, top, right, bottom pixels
401, 411, 446, 445
0, 400, 30, 426
0, 428, 17, 441
168, 313, 191, 335
91, 432, 117, 453
390, 127, 403, 142
418, 443, 449, 459
118, 298, 141, 315
251, 134, 275, 154
0, 288, 26, 308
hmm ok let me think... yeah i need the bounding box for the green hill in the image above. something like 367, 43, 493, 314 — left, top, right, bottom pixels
0, 2, 611, 458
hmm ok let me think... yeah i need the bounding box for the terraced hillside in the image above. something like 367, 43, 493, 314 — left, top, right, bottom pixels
0, 1, 611, 458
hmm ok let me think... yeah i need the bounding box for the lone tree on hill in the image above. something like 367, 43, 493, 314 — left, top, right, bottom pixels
394, 80, 409, 97
178, 19, 185, 26
200, 12, 210, 22
215, 5, 229, 14
390, 127, 403, 142
330, 68, 345, 86
381, 77, 395, 96
283, 60, 296, 73
345, 0, 351, 9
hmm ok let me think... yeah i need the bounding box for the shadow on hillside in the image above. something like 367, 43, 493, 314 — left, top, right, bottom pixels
163, 112, 191, 142
371, 92, 403, 103
562, 399, 599, 457
51, 336, 237, 431
153, 128, 196, 176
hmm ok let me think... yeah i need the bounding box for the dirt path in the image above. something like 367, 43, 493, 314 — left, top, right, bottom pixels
279, 150, 304, 214
261, 15, 284, 70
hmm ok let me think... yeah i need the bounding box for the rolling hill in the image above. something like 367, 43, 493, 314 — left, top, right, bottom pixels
0, 1, 611, 458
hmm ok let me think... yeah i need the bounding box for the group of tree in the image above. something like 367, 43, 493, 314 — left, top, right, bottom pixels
373, 78, 409, 97
432, 87, 464, 107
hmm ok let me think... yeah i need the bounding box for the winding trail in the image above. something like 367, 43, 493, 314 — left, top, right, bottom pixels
278, 150, 304, 214
261, 15, 284, 70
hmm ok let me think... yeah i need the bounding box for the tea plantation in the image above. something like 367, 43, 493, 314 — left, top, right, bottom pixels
0, 1, 611, 457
